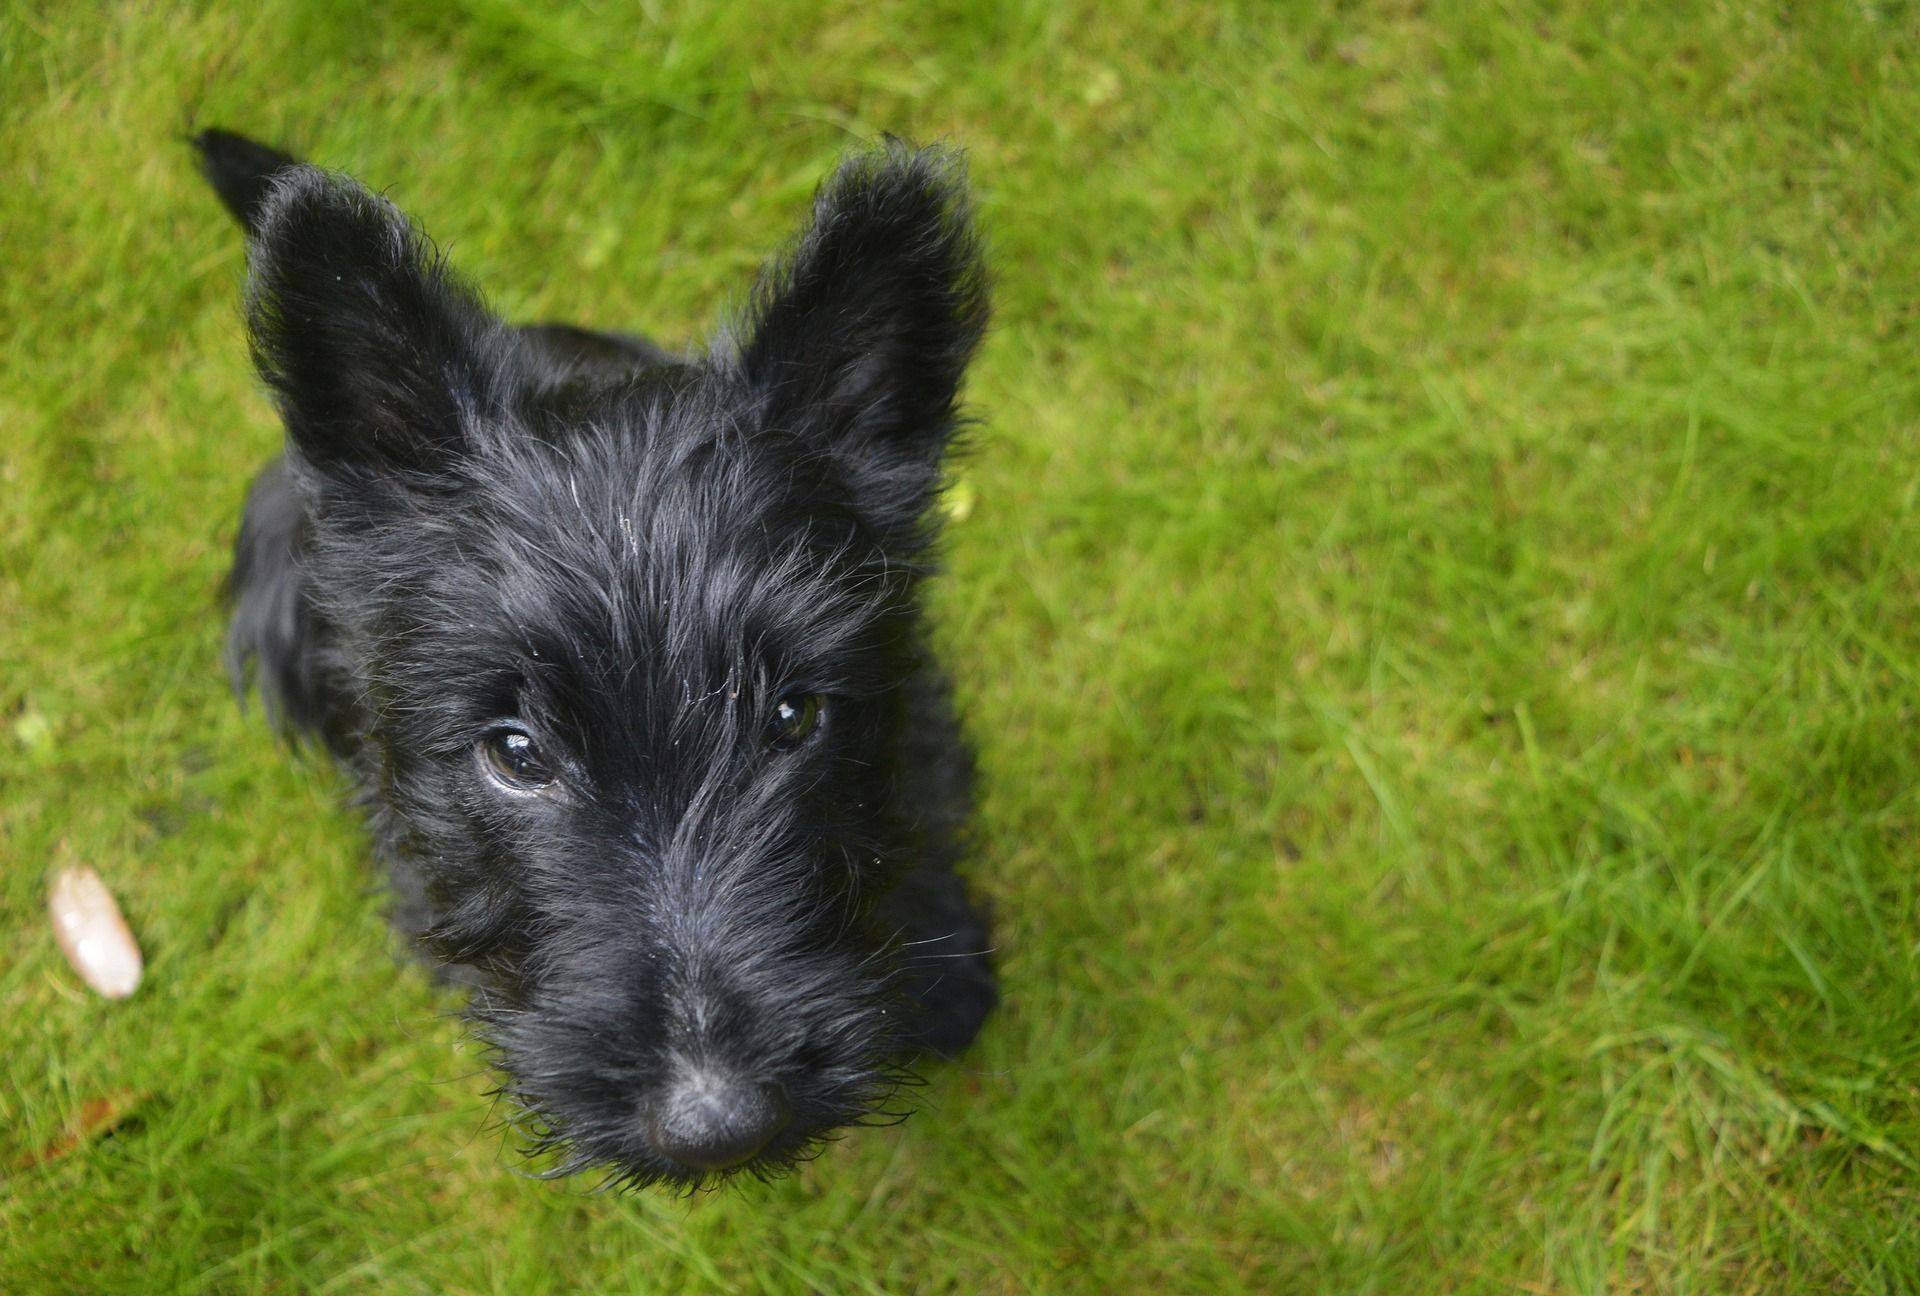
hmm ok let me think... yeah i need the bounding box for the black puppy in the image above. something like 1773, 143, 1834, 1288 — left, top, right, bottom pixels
194, 129, 996, 1188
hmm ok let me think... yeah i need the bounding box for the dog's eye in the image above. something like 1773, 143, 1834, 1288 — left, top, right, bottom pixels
768, 693, 825, 751
481, 729, 555, 791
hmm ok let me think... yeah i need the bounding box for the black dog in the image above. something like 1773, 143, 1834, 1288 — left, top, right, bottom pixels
193, 128, 996, 1188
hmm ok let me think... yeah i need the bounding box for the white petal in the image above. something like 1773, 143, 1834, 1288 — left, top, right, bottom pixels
49, 867, 143, 1000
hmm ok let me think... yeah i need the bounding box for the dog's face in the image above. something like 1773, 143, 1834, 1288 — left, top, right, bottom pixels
242, 150, 986, 1186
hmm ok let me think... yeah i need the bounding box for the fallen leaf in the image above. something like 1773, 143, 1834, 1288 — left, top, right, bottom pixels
15, 1091, 142, 1170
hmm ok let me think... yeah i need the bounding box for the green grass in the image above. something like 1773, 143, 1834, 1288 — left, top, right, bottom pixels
6, 0, 1920, 1290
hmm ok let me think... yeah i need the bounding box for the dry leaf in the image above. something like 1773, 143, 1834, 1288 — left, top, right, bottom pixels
15, 1091, 142, 1169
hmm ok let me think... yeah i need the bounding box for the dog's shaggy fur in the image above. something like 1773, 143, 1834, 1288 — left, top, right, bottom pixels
195, 129, 997, 1188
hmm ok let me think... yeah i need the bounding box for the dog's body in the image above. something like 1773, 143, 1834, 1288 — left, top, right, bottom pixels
195, 129, 996, 1187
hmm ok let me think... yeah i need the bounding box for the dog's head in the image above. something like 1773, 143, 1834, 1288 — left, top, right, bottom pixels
239, 145, 987, 1186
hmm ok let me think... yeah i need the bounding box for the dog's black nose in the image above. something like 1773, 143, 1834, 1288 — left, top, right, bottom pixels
647, 1074, 791, 1172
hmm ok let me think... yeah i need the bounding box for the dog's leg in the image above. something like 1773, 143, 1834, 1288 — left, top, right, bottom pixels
379, 848, 496, 988
226, 456, 344, 746
885, 861, 998, 1058
883, 663, 997, 1057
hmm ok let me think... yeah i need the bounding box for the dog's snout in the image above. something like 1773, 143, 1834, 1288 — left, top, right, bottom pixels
646, 1072, 791, 1172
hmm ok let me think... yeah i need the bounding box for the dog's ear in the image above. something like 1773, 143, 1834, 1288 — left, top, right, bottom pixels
246, 166, 504, 479
736, 142, 989, 540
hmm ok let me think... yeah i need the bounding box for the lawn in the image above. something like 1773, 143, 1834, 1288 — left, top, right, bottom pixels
5, 1, 1920, 1291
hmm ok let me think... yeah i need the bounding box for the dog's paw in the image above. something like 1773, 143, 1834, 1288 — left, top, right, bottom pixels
898, 916, 998, 1058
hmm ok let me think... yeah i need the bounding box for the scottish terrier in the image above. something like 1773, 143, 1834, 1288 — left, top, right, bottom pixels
193, 128, 996, 1187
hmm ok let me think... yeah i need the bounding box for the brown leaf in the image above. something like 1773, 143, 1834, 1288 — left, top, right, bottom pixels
15, 1091, 142, 1169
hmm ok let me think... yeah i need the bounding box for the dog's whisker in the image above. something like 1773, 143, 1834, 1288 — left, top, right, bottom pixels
895, 929, 964, 948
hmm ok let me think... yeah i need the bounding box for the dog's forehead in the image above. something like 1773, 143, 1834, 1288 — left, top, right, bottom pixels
451, 393, 885, 689
512, 370, 825, 517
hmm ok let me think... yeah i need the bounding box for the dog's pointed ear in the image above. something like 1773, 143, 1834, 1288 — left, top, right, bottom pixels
735, 142, 989, 540
246, 166, 504, 478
